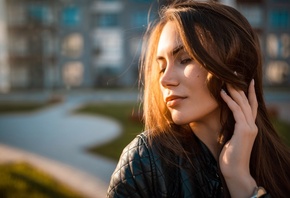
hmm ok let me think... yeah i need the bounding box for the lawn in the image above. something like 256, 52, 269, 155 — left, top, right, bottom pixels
76, 102, 290, 161
75, 102, 143, 161
0, 162, 84, 198
0, 94, 63, 114
0, 102, 48, 114
271, 118, 290, 146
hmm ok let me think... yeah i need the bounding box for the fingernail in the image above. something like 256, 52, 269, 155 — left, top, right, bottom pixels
221, 89, 227, 94
251, 79, 255, 85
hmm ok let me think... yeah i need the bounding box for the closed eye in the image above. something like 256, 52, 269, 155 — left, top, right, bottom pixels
181, 58, 193, 64
156, 57, 166, 74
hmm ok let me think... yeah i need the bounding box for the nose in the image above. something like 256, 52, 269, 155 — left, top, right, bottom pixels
159, 64, 179, 88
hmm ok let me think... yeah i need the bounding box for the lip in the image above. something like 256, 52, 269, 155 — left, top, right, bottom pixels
165, 95, 187, 107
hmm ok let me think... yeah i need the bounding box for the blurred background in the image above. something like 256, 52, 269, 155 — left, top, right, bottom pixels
0, 0, 289, 197
0, 0, 289, 91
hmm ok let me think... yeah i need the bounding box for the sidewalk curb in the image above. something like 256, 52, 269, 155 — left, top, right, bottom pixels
0, 144, 108, 198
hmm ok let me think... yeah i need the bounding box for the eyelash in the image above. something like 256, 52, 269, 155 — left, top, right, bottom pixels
159, 57, 192, 74
180, 58, 192, 64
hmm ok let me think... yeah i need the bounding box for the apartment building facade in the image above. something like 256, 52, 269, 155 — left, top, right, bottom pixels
0, 0, 289, 91
236, 0, 290, 85
1, 0, 159, 90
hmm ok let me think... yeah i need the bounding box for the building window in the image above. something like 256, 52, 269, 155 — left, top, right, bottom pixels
62, 6, 80, 26
267, 33, 290, 58
27, 4, 54, 25
93, 30, 123, 66
7, 3, 26, 25
8, 36, 27, 56
266, 61, 289, 84
269, 9, 290, 29
95, 13, 119, 27
131, 11, 150, 28
62, 62, 84, 87
62, 33, 84, 58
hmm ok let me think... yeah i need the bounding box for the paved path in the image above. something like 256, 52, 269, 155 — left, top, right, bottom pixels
0, 102, 120, 180
0, 143, 108, 197
0, 90, 139, 197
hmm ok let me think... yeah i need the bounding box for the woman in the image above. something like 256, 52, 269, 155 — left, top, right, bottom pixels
107, 1, 290, 197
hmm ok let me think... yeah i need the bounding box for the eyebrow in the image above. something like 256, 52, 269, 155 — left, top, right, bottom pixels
156, 45, 184, 61
172, 45, 184, 56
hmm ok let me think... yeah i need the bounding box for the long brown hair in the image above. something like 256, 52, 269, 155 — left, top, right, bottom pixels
140, 0, 290, 197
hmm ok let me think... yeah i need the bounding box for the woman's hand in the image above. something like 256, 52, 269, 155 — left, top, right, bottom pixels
219, 79, 258, 198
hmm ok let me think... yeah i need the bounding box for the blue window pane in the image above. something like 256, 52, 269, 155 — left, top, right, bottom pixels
131, 11, 154, 28
62, 6, 80, 26
27, 5, 50, 24
269, 10, 290, 29
96, 14, 119, 27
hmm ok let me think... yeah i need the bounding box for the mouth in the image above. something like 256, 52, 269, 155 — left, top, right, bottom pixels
165, 95, 187, 107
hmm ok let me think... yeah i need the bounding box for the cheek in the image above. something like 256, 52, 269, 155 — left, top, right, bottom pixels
183, 65, 207, 81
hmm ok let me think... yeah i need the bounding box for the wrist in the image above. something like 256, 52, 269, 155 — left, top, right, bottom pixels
225, 174, 257, 198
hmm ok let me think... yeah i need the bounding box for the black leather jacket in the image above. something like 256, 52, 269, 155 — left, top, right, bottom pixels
107, 132, 224, 197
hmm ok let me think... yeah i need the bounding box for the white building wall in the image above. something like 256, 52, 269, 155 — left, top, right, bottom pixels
0, 0, 9, 92
92, 29, 124, 68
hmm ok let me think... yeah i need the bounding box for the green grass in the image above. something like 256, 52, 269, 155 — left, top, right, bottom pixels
0, 102, 47, 114
271, 118, 290, 146
0, 162, 84, 198
75, 103, 144, 161
76, 102, 290, 161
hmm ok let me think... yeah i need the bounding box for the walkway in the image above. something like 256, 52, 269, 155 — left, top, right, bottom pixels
0, 90, 139, 198
0, 143, 108, 197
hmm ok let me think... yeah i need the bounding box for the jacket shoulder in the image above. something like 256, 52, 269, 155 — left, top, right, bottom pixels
107, 132, 156, 197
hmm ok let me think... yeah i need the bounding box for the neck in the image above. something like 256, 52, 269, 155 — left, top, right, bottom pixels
189, 119, 222, 160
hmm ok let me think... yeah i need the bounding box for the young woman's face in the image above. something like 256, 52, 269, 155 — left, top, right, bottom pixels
157, 22, 220, 125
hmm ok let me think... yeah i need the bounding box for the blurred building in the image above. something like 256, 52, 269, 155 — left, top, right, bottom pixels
4, 0, 59, 89
0, 0, 289, 91
2, 0, 160, 90
235, 0, 290, 85
90, 0, 160, 87
0, 0, 9, 92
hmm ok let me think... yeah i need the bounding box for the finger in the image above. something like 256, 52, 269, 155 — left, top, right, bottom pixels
226, 84, 249, 109
220, 88, 247, 124
226, 84, 254, 124
248, 79, 258, 119
220, 88, 258, 144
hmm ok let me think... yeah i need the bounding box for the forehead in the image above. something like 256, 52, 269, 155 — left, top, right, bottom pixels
157, 22, 182, 56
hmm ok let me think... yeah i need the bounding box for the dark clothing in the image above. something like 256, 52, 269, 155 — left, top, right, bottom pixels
107, 131, 224, 198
